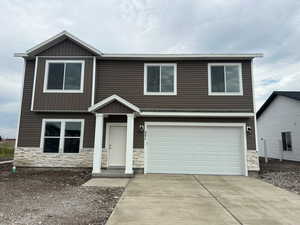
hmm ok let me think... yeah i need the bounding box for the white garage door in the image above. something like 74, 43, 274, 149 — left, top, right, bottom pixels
145, 123, 246, 175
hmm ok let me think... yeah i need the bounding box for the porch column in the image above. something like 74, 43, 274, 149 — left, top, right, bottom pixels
125, 114, 134, 174
92, 113, 104, 174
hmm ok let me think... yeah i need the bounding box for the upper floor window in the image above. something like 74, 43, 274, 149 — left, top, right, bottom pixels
208, 63, 243, 95
41, 119, 84, 153
44, 60, 85, 93
144, 63, 177, 95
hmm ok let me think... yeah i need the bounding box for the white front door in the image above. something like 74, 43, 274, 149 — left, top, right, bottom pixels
108, 124, 127, 167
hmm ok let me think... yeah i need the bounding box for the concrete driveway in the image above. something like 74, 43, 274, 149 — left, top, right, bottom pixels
106, 174, 300, 225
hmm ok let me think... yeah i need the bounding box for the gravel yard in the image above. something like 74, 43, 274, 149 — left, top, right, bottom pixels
0, 163, 124, 225
259, 159, 300, 195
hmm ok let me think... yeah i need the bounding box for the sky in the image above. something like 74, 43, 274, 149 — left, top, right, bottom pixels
0, 0, 300, 138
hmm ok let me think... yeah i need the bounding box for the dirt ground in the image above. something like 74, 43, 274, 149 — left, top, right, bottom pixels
259, 158, 300, 195
0, 164, 124, 225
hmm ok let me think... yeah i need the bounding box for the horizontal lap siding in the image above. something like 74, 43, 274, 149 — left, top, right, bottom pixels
95, 60, 253, 112
18, 60, 95, 148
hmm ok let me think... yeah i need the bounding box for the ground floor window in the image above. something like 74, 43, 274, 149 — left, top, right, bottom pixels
281, 131, 292, 151
41, 119, 84, 153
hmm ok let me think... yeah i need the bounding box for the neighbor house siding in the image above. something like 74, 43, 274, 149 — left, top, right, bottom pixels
95, 60, 253, 112
17, 59, 95, 148
257, 96, 300, 161
32, 57, 93, 111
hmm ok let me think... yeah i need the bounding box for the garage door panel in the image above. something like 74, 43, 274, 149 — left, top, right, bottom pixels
146, 125, 245, 175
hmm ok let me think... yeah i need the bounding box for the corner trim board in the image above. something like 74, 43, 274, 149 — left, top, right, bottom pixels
251, 60, 259, 152
91, 56, 96, 106
15, 59, 26, 149
30, 56, 39, 111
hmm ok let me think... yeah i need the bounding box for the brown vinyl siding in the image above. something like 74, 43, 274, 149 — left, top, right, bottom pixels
95, 101, 134, 113
17, 59, 95, 148
95, 60, 253, 112
133, 116, 256, 150
32, 57, 93, 111
18, 38, 256, 152
29, 37, 94, 56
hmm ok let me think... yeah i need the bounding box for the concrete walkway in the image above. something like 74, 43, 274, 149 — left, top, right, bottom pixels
82, 178, 130, 187
106, 174, 300, 225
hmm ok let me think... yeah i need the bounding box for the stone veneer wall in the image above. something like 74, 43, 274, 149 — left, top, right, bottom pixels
15, 147, 258, 171
133, 148, 144, 168
247, 150, 260, 171
14, 147, 93, 167
14, 147, 144, 169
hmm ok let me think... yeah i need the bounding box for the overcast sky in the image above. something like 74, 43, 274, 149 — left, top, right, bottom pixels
0, 0, 300, 138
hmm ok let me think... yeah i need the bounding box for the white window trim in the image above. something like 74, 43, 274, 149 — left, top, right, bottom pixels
208, 63, 243, 96
43, 60, 85, 93
144, 63, 177, 96
40, 119, 84, 154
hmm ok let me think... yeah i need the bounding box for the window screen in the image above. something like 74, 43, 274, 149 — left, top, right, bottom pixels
210, 64, 241, 94
46, 62, 83, 91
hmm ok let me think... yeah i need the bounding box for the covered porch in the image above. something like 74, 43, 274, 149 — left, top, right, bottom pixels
88, 95, 140, 177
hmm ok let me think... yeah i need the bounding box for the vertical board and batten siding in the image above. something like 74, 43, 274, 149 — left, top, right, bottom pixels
32, 57, 93, 111
257, 96, 300, 161
17, 59, 95, 148
95, 100, 134, 114
29, 38, 93, 56
95, 60, 254, 112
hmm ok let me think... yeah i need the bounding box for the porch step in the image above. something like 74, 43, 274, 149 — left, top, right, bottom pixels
92, 169, 134, 178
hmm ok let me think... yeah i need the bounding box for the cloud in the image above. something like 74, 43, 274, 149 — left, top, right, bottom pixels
0, 0, 300, 137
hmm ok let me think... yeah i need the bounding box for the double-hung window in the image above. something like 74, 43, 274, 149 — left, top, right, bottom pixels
41, 119, 84, 153
44, 60, 84, 92
281, 131, 292, 151
144, 63, 177, 95
208, 63, 243, 95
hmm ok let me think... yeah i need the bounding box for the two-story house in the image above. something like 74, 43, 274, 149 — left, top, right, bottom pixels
14, 31, 262, 176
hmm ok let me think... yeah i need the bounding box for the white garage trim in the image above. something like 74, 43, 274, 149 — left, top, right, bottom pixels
144, 122, 248, 176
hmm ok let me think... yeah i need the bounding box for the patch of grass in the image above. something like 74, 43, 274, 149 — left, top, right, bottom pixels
0, 142, 14, 160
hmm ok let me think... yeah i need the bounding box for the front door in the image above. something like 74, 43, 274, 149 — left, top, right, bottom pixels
108, 124, 127, 167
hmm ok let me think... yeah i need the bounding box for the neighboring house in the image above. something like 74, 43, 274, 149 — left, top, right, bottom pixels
257, 91, 300, 161
14, 31, 262, 176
